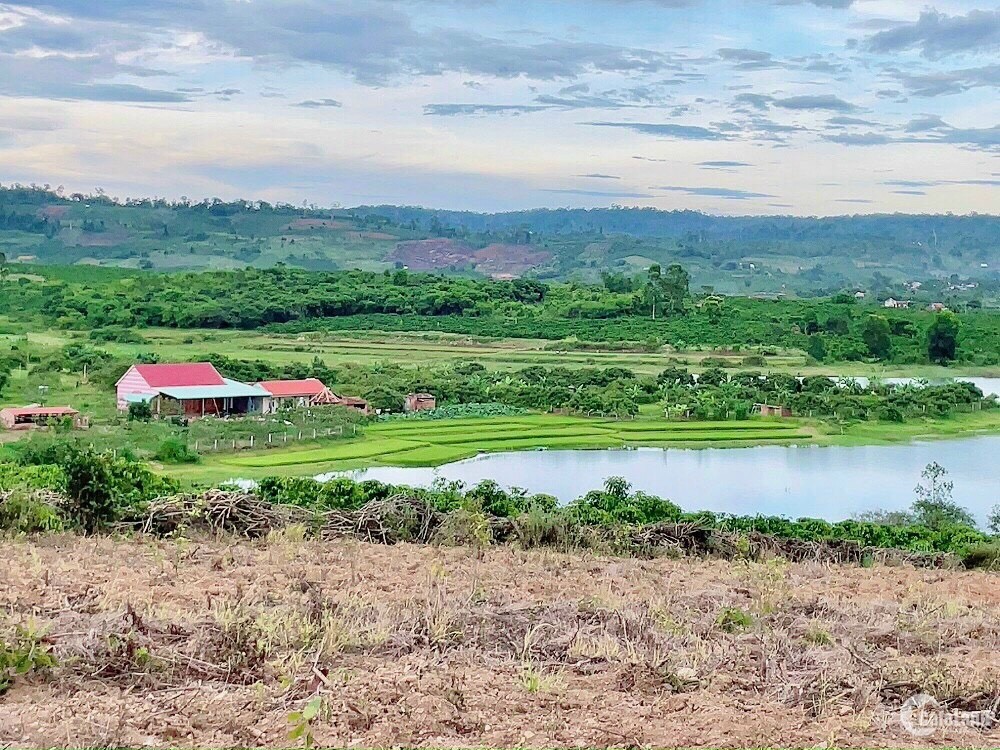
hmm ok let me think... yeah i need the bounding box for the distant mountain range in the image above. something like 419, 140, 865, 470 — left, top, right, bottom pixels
1, 186, 997, 295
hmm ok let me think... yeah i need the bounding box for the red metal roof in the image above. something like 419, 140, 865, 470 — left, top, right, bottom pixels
257, 378, 329, 397
134, 363, 224, 388
2, 406, 78, 417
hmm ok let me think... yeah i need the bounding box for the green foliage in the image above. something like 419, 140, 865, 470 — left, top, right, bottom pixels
716, 607, 753, 633
378, 402, 528, 421
0, 490, 64, 533
927, 311, 961, 363
911, 461, 975, 530
569, 476, 682, 525
287, 695, 323, 749
0, 463, 66, 492
61, 447, 117, 533
154, 438, 200, 464
0, 626, 57, 695
862, 315, 892, 360
127, 400, 153, 422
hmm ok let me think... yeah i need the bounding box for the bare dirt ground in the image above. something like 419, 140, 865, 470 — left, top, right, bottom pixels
2, 535, 999, 748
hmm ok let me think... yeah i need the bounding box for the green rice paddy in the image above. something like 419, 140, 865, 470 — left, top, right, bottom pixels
207, 414, 815, 482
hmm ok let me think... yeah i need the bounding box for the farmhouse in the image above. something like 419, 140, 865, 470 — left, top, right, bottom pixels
755, 403, 792, 418
404, 392, 437, 412
883, 298, 911, 309
116, 362, 267, 418
0, 405, 81, 430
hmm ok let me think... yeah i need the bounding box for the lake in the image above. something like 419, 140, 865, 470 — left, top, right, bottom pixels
332, 435, 1000, 524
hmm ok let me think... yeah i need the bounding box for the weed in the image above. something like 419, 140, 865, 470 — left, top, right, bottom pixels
0, 625, 56, 694
288, 694, 324, 749
716, 607, 754, 633
519, 661, 560, 694
804, 622, 834, 646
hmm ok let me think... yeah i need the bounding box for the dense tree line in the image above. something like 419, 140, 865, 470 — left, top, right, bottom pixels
7, 266, 999, 364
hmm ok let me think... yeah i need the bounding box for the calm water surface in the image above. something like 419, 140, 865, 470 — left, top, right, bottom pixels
332, 436, 1000, 524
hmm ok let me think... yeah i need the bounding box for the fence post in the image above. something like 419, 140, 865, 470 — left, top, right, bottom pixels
313, 428, 317, 439
250, 435, 254, 448
298, 431, 302, 440
284, 433, 288, 443
214, 439, 218, 450
268, 433, 272, 444
194, 440, 199, 451
233, 440, 236, 450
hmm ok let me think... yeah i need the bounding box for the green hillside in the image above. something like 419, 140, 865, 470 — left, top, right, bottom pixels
1, 185, 998, 296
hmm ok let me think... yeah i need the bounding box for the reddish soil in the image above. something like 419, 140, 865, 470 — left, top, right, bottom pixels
284, 219, 352, 231
37, 205, 69, 220
390, 239, 551, 277
2, 536, 999, 748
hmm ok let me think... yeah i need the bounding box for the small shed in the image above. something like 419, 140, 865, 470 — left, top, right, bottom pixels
1, 405, 81, 430
404, 393, 437, 412
756, 403, 791, 418
257, 378, 338, 412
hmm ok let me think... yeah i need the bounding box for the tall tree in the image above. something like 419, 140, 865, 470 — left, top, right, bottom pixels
926, 311, 960, 363
643, 264, 664, 320
662, 264, 690, 315
862, 315, 892, 360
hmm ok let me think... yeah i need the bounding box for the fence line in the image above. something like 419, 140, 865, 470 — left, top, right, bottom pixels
190, 423, 356, 454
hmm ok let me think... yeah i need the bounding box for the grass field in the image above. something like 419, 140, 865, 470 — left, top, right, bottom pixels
5, 325, 1000, 379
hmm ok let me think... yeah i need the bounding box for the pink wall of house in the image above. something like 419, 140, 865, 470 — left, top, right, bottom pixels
116, 366, 154, 410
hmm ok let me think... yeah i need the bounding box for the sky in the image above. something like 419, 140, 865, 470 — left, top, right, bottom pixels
0, 0, 997, 215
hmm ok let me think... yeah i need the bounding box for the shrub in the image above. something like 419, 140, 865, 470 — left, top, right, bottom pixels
61, 447, 117, 533
127, 400, 153, 422
154, 439, 199, 464
0, 627, 56, 695
0, 491, 63, 533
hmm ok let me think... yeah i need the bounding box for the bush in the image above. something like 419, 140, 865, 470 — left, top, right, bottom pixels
0, 627, 57, 695
128, 400, 153, 422
0, 491, 64, 533
154, 439, 199, 464
61, 447, 117, 533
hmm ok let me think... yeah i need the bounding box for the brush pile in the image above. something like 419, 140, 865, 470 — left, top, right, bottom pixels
131, 489, 958, 568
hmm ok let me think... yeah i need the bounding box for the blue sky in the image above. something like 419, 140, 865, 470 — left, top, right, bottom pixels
0, 0, 997, 214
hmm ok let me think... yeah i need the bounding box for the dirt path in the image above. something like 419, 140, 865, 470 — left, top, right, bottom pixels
2, 535, 998, 748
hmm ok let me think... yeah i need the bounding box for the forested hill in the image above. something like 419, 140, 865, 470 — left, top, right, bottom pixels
0, 185, 997, 294
351, 205, 1000, 244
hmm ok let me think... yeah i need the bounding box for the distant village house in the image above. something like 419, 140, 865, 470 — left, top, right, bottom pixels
404, 393, 437, 412
256, 378, 369, 415
116, 362, 267, 419
1, 405, 81, 430
755, 403, 792, 418
883, 298, 911, 309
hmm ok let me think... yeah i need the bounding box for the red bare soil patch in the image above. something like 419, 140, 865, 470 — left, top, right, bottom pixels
2, 536, 999, 748
285, 219, 352, 231
390, 238, 477, 271
390, 240, 551, 277
60, 228, 130, 247
474, 243, 552, 278
37, 205, 69, 220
